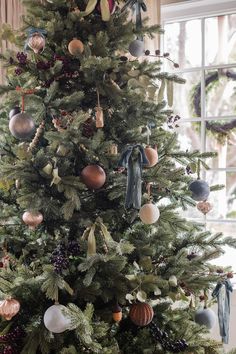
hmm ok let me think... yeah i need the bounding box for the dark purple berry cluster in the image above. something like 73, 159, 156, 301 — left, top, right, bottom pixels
149, 322, 188, 353
167, 115, 180, 129
36, 61, 52, 70
16, 52, 27, 65
51, 245, 69, 274
67, 240, 80, 256
15, 68, 23, 76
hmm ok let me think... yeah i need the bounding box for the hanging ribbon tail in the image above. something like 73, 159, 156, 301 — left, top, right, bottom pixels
137, 144, 149, 166
118, 146, 133, 168
84, 0, 98, 16
100, 0, 111, 21
120, 0, 136, 13
212, 279, 233, 344
135, 1, 142, 32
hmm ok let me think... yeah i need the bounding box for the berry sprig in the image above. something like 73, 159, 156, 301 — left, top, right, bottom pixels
149, 322, 188, 353
145, 49, 179, 68
50, 241, 80, 274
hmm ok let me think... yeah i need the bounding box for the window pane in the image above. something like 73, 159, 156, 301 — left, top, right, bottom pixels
164, 19, 202, 70
173, 71, 201, 118
205, 171, 236, 220
205, 14, 236, 66
206, 127, 236, 168
175, 121, 201, 151
205, 68, 236, 117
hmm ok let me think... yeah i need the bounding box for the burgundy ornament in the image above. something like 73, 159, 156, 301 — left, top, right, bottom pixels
81, 165, 106, 190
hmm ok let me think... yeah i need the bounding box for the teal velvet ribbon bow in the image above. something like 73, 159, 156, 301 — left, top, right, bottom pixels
212, 279, 233, 344
118, 145, 149, 209
121, 0, 147, 31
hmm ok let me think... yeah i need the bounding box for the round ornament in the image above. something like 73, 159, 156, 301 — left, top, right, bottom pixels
112, 304, 122, 322
9, 112, 35, 140
0, 298, 20, 320
68, 39, 84, 56
9, 106, 21, 120
139, 203, 160, 224
195, 308, 216, 329
129, 302, 154, 327
28, 32, 46, 54
129, 39, 144, 57
81, 165, 106, 189
145, 147, 158, 168
22, 210, 43, 229
197, 201, 212, 215
44, 304, 71, 333
189, 179, 210, 201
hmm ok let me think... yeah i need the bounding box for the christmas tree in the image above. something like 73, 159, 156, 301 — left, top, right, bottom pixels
0, 0, 235, 353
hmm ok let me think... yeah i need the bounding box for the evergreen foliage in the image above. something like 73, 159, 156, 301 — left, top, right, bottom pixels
0, 0, 235, 353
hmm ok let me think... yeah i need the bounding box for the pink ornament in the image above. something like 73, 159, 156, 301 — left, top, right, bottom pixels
22, 210, 43, 229
197, 201, 212, 215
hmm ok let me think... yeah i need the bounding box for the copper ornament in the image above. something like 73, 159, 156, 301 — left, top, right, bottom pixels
0, 298, 20, 320
95, 107, 104, 128
197, 201, 212, 215
144, 146, 158, 168
68, 39, 84, 56
81, 165, 106, 190
129, 302, 154, 327
28, 33, 45, 54
22, 210, 43, 229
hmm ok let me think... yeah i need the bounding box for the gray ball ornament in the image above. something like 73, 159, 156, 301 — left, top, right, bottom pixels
9, 112, 35, 140
195, 308, 216, 329
9, 106, 21, 120
189, 179, 210, 201
129, 39, 144, 57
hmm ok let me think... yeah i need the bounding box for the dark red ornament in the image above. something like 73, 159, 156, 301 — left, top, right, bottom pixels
81, 165, 106, 189
97, 0, 116, 14
129, 302, 154, 327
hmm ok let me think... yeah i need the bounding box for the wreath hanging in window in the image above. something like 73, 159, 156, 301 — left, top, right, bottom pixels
192, 69, 236, 141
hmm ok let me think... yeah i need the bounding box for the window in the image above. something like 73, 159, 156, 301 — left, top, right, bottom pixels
161, 0, 236, 282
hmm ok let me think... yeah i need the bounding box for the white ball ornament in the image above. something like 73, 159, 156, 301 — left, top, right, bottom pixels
44, 304, 71, 333
129, 39, 144, 57
139, 203, 160, 224
195, 308, 216, 329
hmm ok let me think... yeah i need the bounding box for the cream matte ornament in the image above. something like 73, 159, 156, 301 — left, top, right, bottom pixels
68, 39, 84, 56
195, 308, 216, 329
0, 298, 20, 320
44, 304, 71, 333
9, 112, 35, 140
144, 147, 158, 168
139, 203, 160, 224
22, 210, 43, 229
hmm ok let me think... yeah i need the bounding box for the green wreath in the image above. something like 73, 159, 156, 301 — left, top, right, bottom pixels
193, 69, 236, 140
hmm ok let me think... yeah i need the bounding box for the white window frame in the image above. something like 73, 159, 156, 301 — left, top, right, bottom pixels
161, 0, 236, 226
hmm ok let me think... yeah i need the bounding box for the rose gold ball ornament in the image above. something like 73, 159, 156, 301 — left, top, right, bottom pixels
144, 146, 158, 168
68, 38, 84, 56
22, 210, 43, 229
81, 165, 106, 190
139, 203, 160, 224
9, 112, 35, 140
129, 302, 154, 327
197, 201, 213, 215
27, 31, 46, 54
0, 298, 20, 320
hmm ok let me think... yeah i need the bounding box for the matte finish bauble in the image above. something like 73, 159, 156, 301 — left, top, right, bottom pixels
139, 203, 160, 224
44, 304, 71, 333
68, 39, 84, 56
145, 147, 158, 167
0, 298, 20, 320
81, 165, 106, 189
189, 179, 210, 201
195, 308, 216, 329
9, 106, 21, 120
129, 302, 154, 326
9, 112, 35, 140
22, 210, 43, 229
129, 39, 144, 57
